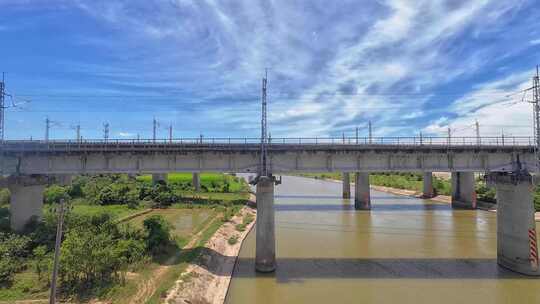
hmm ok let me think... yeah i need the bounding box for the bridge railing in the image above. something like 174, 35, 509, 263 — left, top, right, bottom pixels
0, 136, 534, 150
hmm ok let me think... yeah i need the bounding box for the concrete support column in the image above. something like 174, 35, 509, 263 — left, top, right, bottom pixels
451, 172, 476, 209
422, 172, 434, 198
354, 172, 371, 210
192, 173, 201, 191
152, 173, 168, 184
255, 176, 276, 272
342, 172, 351, 199
7, 175, 48, 232
488, 172, 540, 276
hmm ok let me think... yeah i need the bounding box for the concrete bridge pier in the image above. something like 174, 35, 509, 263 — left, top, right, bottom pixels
451, 172, 476, 209
422, 172, 435, 198
152, 173, 168, 184
342, 172, 351, 199
7, 175, 48, 232
255, 176, 276, 272
192, 173, 201, 191
354, 172, 371, 210
488, 172, 540, 276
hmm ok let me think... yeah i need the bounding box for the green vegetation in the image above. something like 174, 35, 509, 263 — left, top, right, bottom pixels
0, 172, 249, 302
228, 235, 239, 245
235, 213, 254, 232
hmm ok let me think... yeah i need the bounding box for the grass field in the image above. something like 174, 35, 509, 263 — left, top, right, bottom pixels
126, 208, 214, 245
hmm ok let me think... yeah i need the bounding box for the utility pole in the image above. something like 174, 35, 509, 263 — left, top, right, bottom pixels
534, 66, 540, 165
152, 118, 158, 142
447, 127, 452, 145
368, 121, 372, 144
522, 65, 540, 168
342, 132, 345, 144
259, 69, 269, 177
45, 117, 50, 142
475, 120, 480, 145
71, 124, 81, 142
355, 126, 359, 144
168, 124, 173, 143
0, 74, 29, 141
0, 73, 5, 141
49, 198, 67, 304
103, 122, 109, 142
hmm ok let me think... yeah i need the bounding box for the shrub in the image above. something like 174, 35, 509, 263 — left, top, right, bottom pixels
228, 235, 238, 245
43, 185, 70, 204
33, 245, 51, 283
0, 188, 10, 206
0, 232, 31, 285
143, 215, 173, 254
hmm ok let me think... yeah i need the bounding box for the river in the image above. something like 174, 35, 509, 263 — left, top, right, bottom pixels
225, 175, 540, 304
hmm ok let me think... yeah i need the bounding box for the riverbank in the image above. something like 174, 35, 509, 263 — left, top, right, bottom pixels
308, 176, 540, 221
164, 195, 256, 304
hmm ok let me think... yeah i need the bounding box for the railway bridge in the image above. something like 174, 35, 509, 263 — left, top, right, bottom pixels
1, 136, 539, 276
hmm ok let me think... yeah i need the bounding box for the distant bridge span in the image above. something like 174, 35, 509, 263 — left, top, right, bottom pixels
0, 136, 536, 175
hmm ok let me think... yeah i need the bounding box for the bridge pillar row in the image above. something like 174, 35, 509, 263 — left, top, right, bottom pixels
255, 176, 276, 272
422, 172, 435, 198
192, 173, 201, 191
152, 173, 168, 184
7, 175, 48, 232
488, 172, 540, 276
342, 172, 351, 199
354, 172, 371, 210
451, 172, 476, 209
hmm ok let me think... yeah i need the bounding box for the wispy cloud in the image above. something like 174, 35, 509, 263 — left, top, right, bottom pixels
3, 0, 539, 139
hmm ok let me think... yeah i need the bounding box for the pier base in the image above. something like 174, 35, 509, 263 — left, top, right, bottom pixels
193, 173, 201, 191
451, 172, 476, 209
354, 172, 371, 210
255, 176, 276, 272
8, 175, 47, 232
423, 172, 434, 198
488, 172, 540, 276
342, 172, 351, 199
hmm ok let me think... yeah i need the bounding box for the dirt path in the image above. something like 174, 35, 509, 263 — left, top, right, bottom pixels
164, 204, 256, 304
128, 215, 221, 304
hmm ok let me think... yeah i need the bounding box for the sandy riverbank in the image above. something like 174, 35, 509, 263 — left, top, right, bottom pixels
320, 177, 540, 221
164, 196, 257, 304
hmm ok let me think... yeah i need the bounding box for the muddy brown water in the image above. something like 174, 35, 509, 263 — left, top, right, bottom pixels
225, 175, 540, 304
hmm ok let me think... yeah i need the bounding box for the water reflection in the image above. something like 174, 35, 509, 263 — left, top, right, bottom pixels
226, 175, 540, 304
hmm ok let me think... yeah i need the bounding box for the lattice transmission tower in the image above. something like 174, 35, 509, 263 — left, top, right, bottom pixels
259, 69, 269, 177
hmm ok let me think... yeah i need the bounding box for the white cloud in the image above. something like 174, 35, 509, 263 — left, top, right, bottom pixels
28, 0, 538, 138
423, 70, 535, 138
531, 39, 540, 45
118, 132, 135, 137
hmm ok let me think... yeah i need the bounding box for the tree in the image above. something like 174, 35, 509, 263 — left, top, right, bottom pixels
33, 245, 51, 283
0, 232, 30, 284
143, 215, 172, 254
43, 185, 70, 204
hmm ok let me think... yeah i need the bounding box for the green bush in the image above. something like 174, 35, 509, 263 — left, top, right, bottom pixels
0, 233, 31, 285
32, 245, 51, 283
0, 188, 10, 206
143, 215, 173, 254
43, 185, 70, 204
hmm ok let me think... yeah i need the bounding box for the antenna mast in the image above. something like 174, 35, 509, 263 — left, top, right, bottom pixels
0, 73, 5, 141
260, 69, 268, 177
533, 66, 540, 167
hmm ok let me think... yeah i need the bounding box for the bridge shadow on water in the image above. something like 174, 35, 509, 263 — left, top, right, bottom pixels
275, 194, 419, 200
184, 247, 532, 281
274, 204, 451, 212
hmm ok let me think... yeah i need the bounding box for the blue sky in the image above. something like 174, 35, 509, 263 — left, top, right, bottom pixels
0, 0, 539, 140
